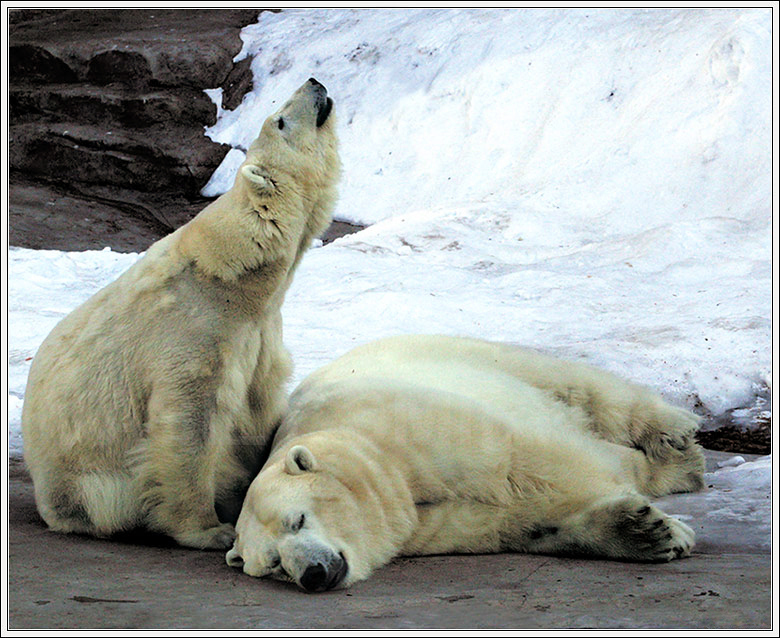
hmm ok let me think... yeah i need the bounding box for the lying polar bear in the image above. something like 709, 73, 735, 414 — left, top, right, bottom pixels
227, 335, 705, 591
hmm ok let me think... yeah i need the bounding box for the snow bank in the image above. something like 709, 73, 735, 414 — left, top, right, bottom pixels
203, 7, 773, 418
8, 10, 772, 470
204, 8, 771, 232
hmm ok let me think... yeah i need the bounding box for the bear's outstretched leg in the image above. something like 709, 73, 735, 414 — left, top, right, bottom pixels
581, 392, 705, 496
522, 492, 695, 562
487, 342, 705, 494
502, 348, 699, 449
563, 389, 705, 496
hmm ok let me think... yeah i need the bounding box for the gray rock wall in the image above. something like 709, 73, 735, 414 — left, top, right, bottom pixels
9, 9, 263, 251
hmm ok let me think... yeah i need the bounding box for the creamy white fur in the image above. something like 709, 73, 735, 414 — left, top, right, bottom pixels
230, 335, 704, 589
22, 79, 340, 549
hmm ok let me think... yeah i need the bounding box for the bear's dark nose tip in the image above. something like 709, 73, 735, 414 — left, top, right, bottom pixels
300, 563, 328, 592
299, 553, 347, 592
309, 77, 324, 88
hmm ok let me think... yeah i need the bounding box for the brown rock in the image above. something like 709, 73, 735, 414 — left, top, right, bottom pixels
9, 9, 265, 252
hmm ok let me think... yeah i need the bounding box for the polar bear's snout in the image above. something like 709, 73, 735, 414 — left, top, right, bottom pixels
281, 532, 348, 592
308, 77, 333, 128
299, 551, 348, 592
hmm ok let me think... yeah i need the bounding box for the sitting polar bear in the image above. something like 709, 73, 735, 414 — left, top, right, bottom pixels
21, 78, 340, 549
227, 335, 705, 591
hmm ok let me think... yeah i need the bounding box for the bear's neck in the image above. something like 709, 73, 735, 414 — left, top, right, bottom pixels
174, 189, 326, 310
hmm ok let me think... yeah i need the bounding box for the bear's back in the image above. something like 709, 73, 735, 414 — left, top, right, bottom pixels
294, 335, 586, 433
275, 335, 593, 476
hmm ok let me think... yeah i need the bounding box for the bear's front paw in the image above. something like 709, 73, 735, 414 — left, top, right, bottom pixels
175, 522, 237, 550
662, 516, 696, 561
615, 500, 695, 562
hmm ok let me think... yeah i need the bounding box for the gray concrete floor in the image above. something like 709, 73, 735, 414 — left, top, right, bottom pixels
6, 451, 772, 630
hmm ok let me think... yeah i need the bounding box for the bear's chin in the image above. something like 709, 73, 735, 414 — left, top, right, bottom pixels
316, 98, 333, 128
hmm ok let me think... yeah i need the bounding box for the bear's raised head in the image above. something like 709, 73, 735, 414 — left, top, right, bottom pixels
239, 77, 340, 238
179, 78, 340, 282
227, 437, 414, 592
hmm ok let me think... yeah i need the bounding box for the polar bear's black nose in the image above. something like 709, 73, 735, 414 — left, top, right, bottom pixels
308, 77, 324, 88
299, 553, 347, 592
300, 563, 328, 592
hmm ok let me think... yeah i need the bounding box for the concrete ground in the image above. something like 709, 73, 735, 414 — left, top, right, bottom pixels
6, 451, 772, 630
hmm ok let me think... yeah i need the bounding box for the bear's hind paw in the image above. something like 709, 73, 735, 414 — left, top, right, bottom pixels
634, 405, 700, 461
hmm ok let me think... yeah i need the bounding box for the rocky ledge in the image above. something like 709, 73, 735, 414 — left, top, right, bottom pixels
9, 9, 263, 251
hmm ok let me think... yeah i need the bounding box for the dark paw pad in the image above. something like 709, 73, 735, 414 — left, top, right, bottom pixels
616, 501, 694, 561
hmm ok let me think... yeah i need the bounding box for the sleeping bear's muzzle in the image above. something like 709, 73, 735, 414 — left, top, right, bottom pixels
309, 77, 333, 128
298, 550, 348, 593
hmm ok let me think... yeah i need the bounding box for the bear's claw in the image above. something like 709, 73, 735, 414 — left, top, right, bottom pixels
615, 499, 694, 561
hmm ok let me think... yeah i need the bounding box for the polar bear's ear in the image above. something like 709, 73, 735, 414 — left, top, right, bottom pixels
285, 445, 318, 475
241, 164, 276, 195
